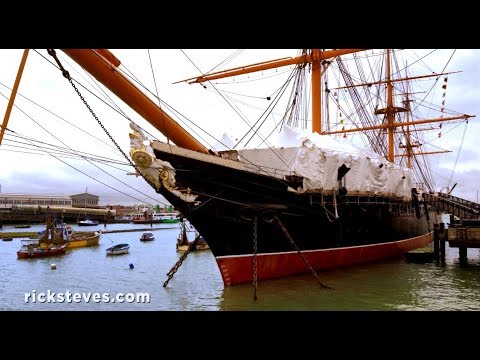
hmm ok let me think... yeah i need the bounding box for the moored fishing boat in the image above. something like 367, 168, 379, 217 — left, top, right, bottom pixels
176, 221, 210, 252
16, 215, 67, 259
17, 239, 67, 259
65, 226, 101, 248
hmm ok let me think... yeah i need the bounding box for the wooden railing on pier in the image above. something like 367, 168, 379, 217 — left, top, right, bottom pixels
423, 192, 480, 219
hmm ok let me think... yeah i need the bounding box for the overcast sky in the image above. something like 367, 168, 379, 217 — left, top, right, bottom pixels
0, 49, 479, 205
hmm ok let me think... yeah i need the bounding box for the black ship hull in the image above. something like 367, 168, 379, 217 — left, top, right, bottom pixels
148, 143, 434, 285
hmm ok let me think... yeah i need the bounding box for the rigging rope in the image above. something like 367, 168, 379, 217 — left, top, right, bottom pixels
178, 49, 298, 175
46, 49, 169, 206
0, 80, 120, 154
0, 92, 167, 206
447, 120, 468, 190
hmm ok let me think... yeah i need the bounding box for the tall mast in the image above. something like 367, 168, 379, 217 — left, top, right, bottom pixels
0, 49, 29, 146
386, 49, 395, 162
398, 65, 418, 168
312, 49, 322, 133
405, 95, 413, 168
329, 50, 474, 163
181, 49, 366, 135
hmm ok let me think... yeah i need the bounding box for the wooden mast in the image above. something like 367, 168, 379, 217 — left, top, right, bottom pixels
61, 49, 474, 164
399, 66, 418, 168
181, 49, 366, 135
60, 49, 209, 154
328, 50, 474, 165
386, 49, 395, 162
312, 49, 322, 133
321, 114, 473, 134
0, 49, 29, 146
404, 95, 414, 168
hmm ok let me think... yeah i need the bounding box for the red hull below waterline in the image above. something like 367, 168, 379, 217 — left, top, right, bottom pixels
216, 232, 433, 286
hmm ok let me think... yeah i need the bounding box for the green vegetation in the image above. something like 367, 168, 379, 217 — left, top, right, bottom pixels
0, 230, 93, 239
0, 231, 38, 238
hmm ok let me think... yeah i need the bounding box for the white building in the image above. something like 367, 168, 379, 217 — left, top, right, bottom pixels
0, 193, 73, 210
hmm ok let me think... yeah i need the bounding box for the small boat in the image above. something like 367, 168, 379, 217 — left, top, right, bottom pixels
2, 237, 13, 241
77, 218, 100, 226
176, 221, 209, 252
106, 243, 130, 255
132, 216, 163, 224
131, 209, 162, 224
17, 239, 67, 259
193, 235, 209, 251
140, 232, 155, 241
17, 215, 68, 259
38, 221, 101, 249
13, 225, 31, 229
77, 188, 101, 226
65, 226, 101, 248
156, 212, 181, 224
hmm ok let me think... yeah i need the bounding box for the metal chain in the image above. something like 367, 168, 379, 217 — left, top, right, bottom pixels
274, 215, 332, 289
253, 216, 258, 301
163, 236, 199, 287
46, 49, 151, 185
47, 49, 200, 287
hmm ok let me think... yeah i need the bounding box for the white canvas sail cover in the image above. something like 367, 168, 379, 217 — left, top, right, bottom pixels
236, 125, 413, 199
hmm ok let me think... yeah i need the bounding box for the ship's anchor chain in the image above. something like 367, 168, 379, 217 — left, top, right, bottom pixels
273, 215, 332, 289
163, 236, 200, 287
253, 216, 258, 301
241, 210, 260, 300
46, 49, 151, 187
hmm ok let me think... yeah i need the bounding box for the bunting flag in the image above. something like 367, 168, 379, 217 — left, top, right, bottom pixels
439, 76, 448, 137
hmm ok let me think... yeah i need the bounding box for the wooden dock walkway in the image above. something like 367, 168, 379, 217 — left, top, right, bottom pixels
446, 217, 480, 262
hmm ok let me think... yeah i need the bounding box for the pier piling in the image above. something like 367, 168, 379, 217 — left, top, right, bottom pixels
433, 223, 439, 259
439, 222, 446, 260
459, 246, 468, 264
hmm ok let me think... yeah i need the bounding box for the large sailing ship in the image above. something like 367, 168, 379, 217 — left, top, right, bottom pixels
5, 49, 476, 285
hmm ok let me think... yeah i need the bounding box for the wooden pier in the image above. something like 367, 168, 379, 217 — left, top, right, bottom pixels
446, 217, 480, 263
422, 192, 480, 263
408, 219, 480, 264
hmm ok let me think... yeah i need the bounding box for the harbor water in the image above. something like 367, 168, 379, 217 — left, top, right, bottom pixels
1, 222, 479, 311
